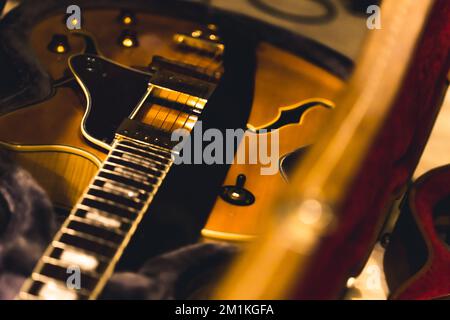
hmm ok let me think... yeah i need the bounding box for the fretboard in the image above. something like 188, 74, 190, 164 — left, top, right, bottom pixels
19, 137, 174, 300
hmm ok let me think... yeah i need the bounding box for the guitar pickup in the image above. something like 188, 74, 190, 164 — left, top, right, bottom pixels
149, 67, 216, 100
150, 55, 222, 83
173, 32, 224, 57
150, 86, 207, 114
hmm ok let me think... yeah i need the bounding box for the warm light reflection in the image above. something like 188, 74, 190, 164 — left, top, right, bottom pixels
60, 249, 99, 271
191, 30, 202, 38
123, 16, 132, 25
56, 45, 66, 53
39, 282, 77, 300
122, 37, 134, 48
297, 199, 323, 225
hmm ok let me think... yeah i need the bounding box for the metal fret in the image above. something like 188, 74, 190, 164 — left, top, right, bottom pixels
51, 240, 110, 261
83, 194, 139, 215
58, 232, 117, 258
31, 273, 70, 290
61, 228, 118, 249
30, 273, 86, 298
104, 160, 162, 182
109, 154, 165, 172
94, 176, 147, 196
119, 137, 173, 156
112, 149, 168, 169
88, 184, 142, 204
18, 292, 40, 300
76, 204, 133, 225
69, 215, 126, 236
115, 146, 168, 165
42, 256, 102, 278
99, 168, 154, 188
117, 140, 173, 160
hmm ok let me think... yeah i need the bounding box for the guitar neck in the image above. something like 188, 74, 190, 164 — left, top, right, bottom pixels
19, 135, 174, 300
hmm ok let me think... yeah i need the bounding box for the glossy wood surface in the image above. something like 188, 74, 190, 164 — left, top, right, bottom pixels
203, 44, 344, 240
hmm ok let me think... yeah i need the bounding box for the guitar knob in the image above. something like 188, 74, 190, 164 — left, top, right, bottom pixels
47, 34, 70, 54
118, 29, 139, 48
117, 10, 136, 25
220, 174, 255, 206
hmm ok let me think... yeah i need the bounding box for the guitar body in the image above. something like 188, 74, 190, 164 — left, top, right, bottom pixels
202, 47, 343, 240
386, 165, 450, 300
202, 100, 335, 241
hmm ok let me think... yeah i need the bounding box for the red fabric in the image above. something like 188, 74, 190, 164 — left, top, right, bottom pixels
393, 165, 450, 300
294, 0, 450, 299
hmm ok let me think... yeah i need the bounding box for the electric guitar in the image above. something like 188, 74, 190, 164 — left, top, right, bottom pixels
0, 6, 343, 242
17, 49, 220, 299
0, 6, 345, 299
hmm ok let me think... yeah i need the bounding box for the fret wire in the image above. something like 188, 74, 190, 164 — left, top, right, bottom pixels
18, 292, 40, 300
131, 139, 173, 154
61, 227, 119, 249
66, 215, 128, 241
109, 152, 167, 170
94, 176, 147, 195
101, 164, 157, 184
69, 215, 127, 236
31, 273, 88, 296
83, 194, 140, 214
115, 141, 174, 164
105, 161, 163, 183
76, 204, 133, 224
99, 168, 154, 188
89, 183, 144, 203
50, 241, 111, 265
52, 240, 110, 261
104, 159, 161, 180
42, 256, 102, 278
100, 168, 154, 187
118, 138, 173, 156
112, 149, 167, 169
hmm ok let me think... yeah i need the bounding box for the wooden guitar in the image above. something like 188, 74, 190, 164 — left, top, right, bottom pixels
201, 98, 335, 241
16, 46, 222, 299
0, 7, 344, 238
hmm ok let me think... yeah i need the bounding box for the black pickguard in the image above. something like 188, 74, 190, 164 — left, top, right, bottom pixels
69, 54, 150, 148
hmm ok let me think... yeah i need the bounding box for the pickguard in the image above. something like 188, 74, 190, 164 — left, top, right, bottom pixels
69, 54, 150, 149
